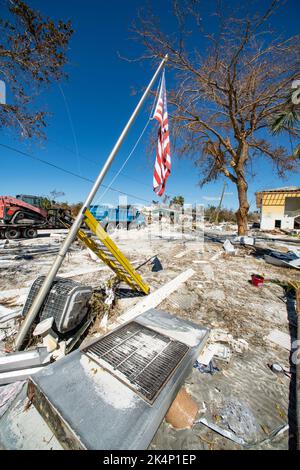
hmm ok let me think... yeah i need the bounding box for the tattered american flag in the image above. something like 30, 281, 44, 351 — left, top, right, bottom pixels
152, 71, 171, 196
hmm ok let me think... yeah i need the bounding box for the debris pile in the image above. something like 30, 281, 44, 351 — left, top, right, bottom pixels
0, 218, 299, 450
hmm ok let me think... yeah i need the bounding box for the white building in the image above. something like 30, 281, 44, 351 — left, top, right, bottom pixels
256, 187, 300, 230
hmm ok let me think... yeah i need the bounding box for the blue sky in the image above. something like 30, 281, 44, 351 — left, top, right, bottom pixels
0, 0, 299, 210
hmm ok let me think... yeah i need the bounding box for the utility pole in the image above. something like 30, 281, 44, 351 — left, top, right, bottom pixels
215, 182, 227, 224
15, 55, 168, 350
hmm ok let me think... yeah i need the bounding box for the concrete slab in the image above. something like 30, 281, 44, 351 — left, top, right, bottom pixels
29, 309, 209, 450
0, 383, 62, 450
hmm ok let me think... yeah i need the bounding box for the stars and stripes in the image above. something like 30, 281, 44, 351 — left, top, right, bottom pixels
152, 70, 171, 196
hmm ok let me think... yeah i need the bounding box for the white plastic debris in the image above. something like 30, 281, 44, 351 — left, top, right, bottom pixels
100, 312, 109, 330
214, 343, 232, 361
223, 239, 236, 254
197, 344, 217, 366
104, 287, 115, 306
33, 317, 54, 337
233, 236, 255, 246
197, 342, 231, 365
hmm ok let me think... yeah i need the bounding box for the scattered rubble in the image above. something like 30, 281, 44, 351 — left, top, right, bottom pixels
264, 250, 300, 270
0, 223, 299, 450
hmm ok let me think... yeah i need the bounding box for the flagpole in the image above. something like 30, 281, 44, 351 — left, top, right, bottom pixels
15, 54, 168, 351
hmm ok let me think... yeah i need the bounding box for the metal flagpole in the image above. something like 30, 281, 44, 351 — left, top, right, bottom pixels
15, 54, 168, 350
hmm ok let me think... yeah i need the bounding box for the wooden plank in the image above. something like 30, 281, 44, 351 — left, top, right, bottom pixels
114, 268, 195, 326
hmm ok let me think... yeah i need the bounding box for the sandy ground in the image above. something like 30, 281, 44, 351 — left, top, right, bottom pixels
0, 224, 299, 449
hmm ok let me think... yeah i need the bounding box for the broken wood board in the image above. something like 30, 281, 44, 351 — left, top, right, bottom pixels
265, 329, 295, 351
113, 268, 195, 327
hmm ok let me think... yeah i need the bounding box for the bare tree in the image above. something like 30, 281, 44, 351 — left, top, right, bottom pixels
0, 0, 73, 139
131, 0, 300, 234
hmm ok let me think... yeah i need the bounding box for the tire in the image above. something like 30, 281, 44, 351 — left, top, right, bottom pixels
23, 227, 38, 239
5, 228, 21, 240
106, 222, 116, 234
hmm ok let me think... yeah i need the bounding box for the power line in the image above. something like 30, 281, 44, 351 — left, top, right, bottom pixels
57, 84, 81, 176
94, 118, 151, 204
47, 137, 153, 188
0, 142, 152, 205
94, 84, 159, 205
48, 138, 198, 201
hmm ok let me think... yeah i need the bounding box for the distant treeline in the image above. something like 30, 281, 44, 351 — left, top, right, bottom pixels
204, 205, 259, 223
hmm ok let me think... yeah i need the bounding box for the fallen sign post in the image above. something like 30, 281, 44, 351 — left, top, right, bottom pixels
14, 54, 168, 351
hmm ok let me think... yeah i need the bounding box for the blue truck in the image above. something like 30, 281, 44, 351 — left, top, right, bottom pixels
89, 204, 146, 233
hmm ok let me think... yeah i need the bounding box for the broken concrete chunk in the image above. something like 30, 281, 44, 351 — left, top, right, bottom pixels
230, 338, 249, 353
165, 388, 198, 429
210, 329, 248, 354
210, 329, 233, 343
33, 317, 54, 337
52, 341, 66, 360
219, 398, 259, 443
42, 332, 58, 352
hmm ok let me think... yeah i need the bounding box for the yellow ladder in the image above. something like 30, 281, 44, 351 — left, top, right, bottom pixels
76, 209, 149, 295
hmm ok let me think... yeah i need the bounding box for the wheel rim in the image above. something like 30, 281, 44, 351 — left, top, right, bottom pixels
106, 223, 116, 234
6, 228, 20, 239
25, 228, 37, 238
